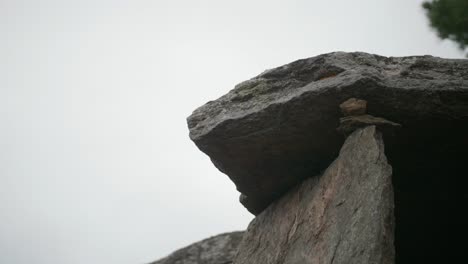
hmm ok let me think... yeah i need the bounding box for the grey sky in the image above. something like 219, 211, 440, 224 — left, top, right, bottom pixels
0, 0, 463, 263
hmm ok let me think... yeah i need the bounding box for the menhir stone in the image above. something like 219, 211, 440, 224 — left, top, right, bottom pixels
150, 231, 244, 264
234, 126, 394, 264
187, 52, 468, 215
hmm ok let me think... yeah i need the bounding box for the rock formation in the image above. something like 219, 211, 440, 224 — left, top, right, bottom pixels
152, 52, 467, 264
336, 98, 401, 135
187, 52, 468, 216
234, 126, 394, 264
150, 231, 244, 264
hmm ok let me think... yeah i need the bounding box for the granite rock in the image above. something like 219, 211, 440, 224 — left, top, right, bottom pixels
233, 126, 394, 264
151, 232, 244, 264
187, 52, 468, 215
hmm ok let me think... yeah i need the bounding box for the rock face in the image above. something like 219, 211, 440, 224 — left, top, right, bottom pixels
150, 231, 244, 264
187, 52, 468, 215
183, 52, 467, 263
233, 126, 394, 264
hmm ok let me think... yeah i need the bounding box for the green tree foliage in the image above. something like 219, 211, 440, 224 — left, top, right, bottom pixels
423, 0, 468, 51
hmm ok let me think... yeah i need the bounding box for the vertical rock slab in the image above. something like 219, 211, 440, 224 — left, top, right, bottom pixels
234, 126, 394, 264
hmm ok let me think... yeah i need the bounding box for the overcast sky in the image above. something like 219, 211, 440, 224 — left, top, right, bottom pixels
0, 0, 464, 263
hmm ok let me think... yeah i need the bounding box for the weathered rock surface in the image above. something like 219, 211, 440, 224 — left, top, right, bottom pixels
233, 126, 394, 264
187, 52, 468, 215
150, 231, 244, 264
337, 114, 401, 135
339, 97, 367, 116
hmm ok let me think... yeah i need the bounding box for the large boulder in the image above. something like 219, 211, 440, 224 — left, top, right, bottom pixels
233, 126, 394, 264
187, 52, 468, 215
150, 231, 244, 264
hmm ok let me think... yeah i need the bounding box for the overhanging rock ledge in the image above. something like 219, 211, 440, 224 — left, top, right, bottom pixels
187, 51, 468, 215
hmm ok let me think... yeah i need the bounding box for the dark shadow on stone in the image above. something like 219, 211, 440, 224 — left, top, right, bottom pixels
385, 119, 468, 263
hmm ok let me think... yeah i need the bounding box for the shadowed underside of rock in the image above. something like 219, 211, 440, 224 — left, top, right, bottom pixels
233, 126, 394, 264
187, 52, 468, 215
150, 231, 244, 264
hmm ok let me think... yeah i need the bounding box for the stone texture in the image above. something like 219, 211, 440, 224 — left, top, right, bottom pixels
233, 126, 394, 264
339, 98, 367, 116
151, 231, 244, 264
337, 114, 401, 135
187, 52, 468, 215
